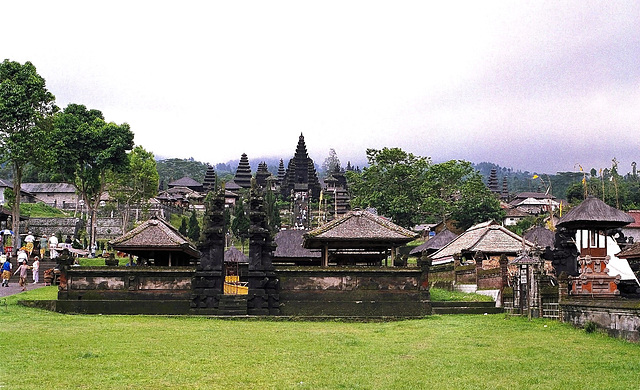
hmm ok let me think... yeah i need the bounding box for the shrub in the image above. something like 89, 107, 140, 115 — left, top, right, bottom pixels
584, 321, 598, 334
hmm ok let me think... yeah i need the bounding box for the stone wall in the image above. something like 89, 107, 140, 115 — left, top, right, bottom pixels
560, 298, 640, 342
477, 268, 503, 289
57, 267, 195, 314
22, 217, 123, 242
276, 267, 430, 317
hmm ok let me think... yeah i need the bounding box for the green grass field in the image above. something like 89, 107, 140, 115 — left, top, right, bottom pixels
1, 287, 639, 389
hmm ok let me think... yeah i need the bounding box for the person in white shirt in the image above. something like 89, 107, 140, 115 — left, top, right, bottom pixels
32, 256, 40, 284
49, 234, 59, 259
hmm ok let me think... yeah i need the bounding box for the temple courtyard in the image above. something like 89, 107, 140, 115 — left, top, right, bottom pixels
1, 287, 638, 389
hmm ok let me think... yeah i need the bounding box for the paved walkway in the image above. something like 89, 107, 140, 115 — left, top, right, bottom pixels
0, 281, 46, 298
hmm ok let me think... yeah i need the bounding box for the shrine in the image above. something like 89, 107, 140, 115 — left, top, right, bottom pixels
280, 133, 322, 200
556, 196, 636, 296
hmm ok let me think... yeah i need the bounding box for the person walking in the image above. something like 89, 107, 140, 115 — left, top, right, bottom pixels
32, 256, 40, 284
24, 231, 35, 256
1, 258, 11, 287
49, 234, 59, 259
13, 259, 29, 291
39, 235, 48, 258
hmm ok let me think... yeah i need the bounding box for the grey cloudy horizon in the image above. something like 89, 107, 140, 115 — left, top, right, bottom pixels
3, 1, 639, 174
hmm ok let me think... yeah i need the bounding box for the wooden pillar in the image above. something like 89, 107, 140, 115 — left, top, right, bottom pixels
322, 243, 329, 267
168, 252, 172, 267
389, 246, 396, 267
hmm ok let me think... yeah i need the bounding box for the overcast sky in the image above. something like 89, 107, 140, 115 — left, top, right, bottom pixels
3, 1, 639, 174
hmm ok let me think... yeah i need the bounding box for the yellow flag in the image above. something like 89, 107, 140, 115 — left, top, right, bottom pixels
319, 190, 323, 202
532, 174, 539, 179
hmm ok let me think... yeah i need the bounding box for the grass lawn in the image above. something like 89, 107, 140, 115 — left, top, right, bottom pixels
429, 287, 494, 302
1, 288, 639, 389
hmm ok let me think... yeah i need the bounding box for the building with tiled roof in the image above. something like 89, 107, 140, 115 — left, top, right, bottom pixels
409, 228, 458, 257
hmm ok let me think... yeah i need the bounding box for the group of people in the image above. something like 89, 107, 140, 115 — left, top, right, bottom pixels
0, 231, 66, 291
1, 253, 39, 291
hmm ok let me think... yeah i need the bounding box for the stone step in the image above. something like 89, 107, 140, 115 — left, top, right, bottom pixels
431, 301, 497, 308
432, 306, 504, 315
218, 295, 248, 315
454, 284, 478, 293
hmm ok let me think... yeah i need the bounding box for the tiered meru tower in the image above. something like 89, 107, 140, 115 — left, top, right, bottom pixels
281, 133, 322, 200
234, 153, 252, 189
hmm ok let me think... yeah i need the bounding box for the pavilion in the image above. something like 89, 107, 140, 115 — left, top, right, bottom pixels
109, 217, 199, 266
303, 209, 417, 266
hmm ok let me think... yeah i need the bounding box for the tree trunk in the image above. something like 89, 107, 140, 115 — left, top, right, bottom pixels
11, 163, 22, 256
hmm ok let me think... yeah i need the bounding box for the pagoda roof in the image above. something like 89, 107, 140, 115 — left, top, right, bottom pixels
557, 196, 634, 229
430, 220, 533, 260
303, 209, 417, 249
109, 217, 200, 259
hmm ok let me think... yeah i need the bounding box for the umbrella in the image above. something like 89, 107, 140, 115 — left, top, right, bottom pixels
2, 229, 14, 235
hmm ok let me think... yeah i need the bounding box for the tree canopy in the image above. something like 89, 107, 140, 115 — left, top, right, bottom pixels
0, 59, 57, 248
50, 103, 134, 246
347, 148, 503, 229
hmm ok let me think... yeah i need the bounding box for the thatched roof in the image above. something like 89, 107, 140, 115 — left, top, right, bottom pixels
224, 246, 248, 263
273, 230, 321, 259
109, 217, 200, 259
523, 226, 555, 248
430, 220, 532, 260
557, 196, 634, 229
303, 209, 417, 249
409, 229, 458, 256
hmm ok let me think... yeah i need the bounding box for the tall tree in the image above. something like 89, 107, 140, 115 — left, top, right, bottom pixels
449, 174, 505, 230
347, 148, 430, 227
109, 146, 159, 231
0, 60, 56, 251
230, 199, 250, 251
188, 210, 200, 243
50, 104, 134, 248
321, 148, 341, 177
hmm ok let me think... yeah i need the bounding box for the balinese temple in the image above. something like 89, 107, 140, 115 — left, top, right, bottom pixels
555, 195, 638, 296
202, 165, 217, 193
303, 209, 417, 266
233, 153, 252, 189
255, 162, 271, 188
281, 133, 322, 200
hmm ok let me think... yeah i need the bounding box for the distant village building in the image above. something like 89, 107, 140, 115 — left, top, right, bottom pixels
168, 176, 203, 193
509, 192, 559, 215
21, 182, 78, 208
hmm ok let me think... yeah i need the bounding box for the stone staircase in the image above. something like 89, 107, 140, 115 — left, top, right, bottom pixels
217, 295, 248, 315
431, 301, 503, 315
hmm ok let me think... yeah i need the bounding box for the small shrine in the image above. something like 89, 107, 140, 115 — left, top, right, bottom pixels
233, 153, 253, 189
556, 196, 635, 297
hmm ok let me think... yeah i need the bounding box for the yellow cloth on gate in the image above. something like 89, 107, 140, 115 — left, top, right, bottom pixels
26, 242, 34, 253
